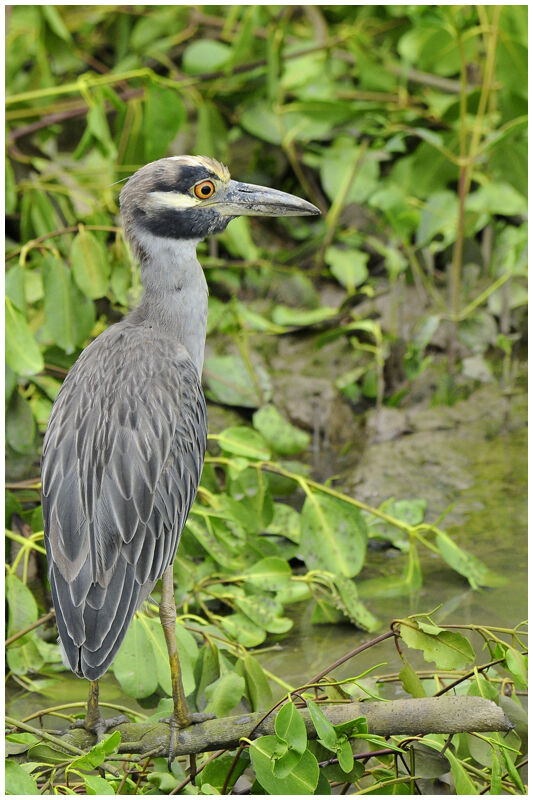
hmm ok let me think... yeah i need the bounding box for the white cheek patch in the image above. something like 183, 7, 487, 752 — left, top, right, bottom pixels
148, 191, 200, 209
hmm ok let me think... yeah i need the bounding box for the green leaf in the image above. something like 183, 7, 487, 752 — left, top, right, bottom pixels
219, 613, 266, 648
84, 774, 116, 794
399, 622, 476, 670
501, 747, 525, 793
204, 671, 245, 717
306, 700, 337, 751
253, 405, 310, 456
182, 39, 232, 74
113, 616, 159, 698
217, 427, 270, 460
242, 652, 273, 710
505, 647, 528, 690
319, 141, 379, 204
198, 754, 247, 793
275, 701, 307, 754
144, 84, 186, 162
243, 557, 291, 591
204, 354, 272, 408
436, 531, 504, 589
5, 297, 44, 375
399, 661, 427, 698
6, 391, 36, 454
266, 502, 301, 543
6, 574, 38, 640
332, 576, 380, 632
5, 732, 40, 755
42, 255, 95, 353
271, 305, 337, 327
234, 594, 292, 634
69, 731, 121, 772
336, 735, 354, 773
416, 191, 458, 248
300, 492, 367, 578
70, 229, 110, 299
444, 750, 479, 794
250, 736, 319, 794
324, 247, 369, 293
490, 751, 502, 795
5, 760, 40, 794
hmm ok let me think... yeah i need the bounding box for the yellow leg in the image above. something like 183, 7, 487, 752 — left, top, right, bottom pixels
72, 679, 129, 739
159, 565, 213, 764
160, 566, 192, 726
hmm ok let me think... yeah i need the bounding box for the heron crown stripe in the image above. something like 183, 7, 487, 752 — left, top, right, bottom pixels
168, 155, 230, 182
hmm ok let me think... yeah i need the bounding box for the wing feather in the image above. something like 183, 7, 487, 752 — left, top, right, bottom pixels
42, 322, 207, 679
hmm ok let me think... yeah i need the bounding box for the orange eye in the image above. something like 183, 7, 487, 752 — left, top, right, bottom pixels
194, 180, 215, 199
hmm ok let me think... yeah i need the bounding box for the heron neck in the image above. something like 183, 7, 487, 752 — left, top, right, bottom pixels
127, 233, 208, 375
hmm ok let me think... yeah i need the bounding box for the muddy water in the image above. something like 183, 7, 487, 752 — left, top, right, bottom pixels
7, 391, 527, 718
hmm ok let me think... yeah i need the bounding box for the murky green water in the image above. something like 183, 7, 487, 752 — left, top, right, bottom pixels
7, 405, 527, 719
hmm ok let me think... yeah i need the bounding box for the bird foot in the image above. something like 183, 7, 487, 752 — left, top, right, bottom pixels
72, 713, 130, 741
160, 711, 215, 767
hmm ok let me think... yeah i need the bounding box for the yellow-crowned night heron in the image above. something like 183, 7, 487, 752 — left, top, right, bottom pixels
41, 155, 320, 758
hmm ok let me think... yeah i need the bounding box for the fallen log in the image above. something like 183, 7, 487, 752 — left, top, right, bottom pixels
57, 696, 511, 758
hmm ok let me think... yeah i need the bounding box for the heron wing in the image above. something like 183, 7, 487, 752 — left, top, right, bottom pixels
41, 323, 207, 680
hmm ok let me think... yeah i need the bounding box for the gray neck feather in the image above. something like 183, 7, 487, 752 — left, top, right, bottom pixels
126, 231, 208, 376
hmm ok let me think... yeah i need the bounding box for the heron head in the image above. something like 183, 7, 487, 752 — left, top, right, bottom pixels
119, 155, 320, 247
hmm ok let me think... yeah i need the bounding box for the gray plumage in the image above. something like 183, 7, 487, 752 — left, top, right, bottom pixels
42, 324, 206, 679
41, 155, 319, 685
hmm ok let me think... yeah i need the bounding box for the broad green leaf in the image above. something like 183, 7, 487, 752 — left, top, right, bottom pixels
217, 427, 270, 460
5, 263, 26, 310
42, 255, 95, 353
399, 622, 476, 670
69, 731, 121, 772
436, 531, 504, 589
84, 774, 116, 794
505, 647, 528, 690
5, 297, 44, 375
242, 652, 273, 710
234, 594, 292, 634
6, 391, 36, 454
204, 354, 272, 407
198, 754, 247, 793
6, 157, 16, 213
250, 735, 319, 794
266, 502, 301, 543
144, 84, 186, 162
399, 661, 427, 698
204, 671, 245, 717
300, 492, 367, 578
275, 701, 307, 754
6, 733, 40, 755
311, 598, 344, 625
243, 557, 291, 591
70, 229, 110, 299
336, 735, 354, 773
319, 141, 379, 204
182, 39, 232, 74
6, 574, 38, 639
324, 247, 369, 293
219, 613, 266, 648
306, 700, 337, 750
332, 576, 380, 632
5, 760, 40, 794
444, 750, 479, 794
113, 616, 158, 698
416, 190, 458, 248
253, 405, 310, 456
